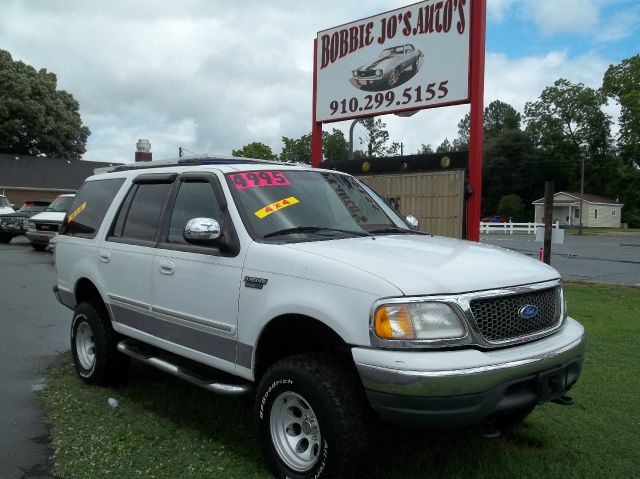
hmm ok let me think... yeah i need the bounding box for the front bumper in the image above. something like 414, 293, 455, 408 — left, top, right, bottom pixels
353, 317, 585, 427
26, 230, 56, 245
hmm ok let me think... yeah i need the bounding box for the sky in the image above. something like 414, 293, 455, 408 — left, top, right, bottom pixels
0, 0, 638, 164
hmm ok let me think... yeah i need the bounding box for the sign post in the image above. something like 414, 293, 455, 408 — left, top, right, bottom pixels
312, 0, 485, 240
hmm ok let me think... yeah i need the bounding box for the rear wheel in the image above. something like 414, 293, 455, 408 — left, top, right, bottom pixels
71, 302, 130, 385
256, 353, 374, 479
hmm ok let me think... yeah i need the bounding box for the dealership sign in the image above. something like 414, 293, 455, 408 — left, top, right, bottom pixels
315, 0, 471, 122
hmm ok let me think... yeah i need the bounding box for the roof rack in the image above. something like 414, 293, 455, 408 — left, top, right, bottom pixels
93, 155, 299, 175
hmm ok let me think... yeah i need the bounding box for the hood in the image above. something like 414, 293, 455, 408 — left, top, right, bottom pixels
286, 235, 559, 296
0, 207, 14, 215
29, 211, 66, 222
1, 212, 30, 218
360, 55, 397, 71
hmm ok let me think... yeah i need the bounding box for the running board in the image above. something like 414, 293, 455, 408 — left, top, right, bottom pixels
117, 339, 252, 396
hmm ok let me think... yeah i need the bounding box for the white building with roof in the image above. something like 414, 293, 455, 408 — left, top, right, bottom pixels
532, 192, 623, 228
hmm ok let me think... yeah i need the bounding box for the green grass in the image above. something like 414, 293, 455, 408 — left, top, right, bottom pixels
39, 284, 640, 478
563, 227, 640, 235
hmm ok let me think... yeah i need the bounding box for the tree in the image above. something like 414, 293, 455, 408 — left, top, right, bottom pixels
0, 49, 90, 159
280, 134, 311, 164
279, 129, 348, 164
323, 128, 348, 162
357, 117, 399, 157
232, 142, 277, 160
524, 79, 617, 196
602, 54, 640, 167
436, 138, 454, 153
417, 143, 433, 154
456, 100, 522, 148
497, 194, 524, 221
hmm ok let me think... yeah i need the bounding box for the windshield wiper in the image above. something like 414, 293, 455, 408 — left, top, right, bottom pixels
368, 227, 426, 235
263, 226, 369, 239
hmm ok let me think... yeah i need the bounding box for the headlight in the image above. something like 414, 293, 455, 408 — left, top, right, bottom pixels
374, 302, 466, 340
375, 69, 383, 77
26, 221, 36, 231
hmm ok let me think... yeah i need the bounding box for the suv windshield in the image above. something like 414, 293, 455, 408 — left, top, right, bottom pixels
47, 196, 75, 213
227, 170, 409, 241
0, 197, 10, 208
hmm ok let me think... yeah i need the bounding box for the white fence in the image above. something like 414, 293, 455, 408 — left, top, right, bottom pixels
480, 221, 560, 235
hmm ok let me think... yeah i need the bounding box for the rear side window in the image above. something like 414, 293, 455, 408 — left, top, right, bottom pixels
111, 183, 172, 243
61, 179, 125, 239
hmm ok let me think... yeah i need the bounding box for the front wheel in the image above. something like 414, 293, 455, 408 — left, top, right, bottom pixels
31, 243, 47, 251
256, 353, 373, 479
0, 233, 12, 243
71, 302, 130, 385
388, 68, 400, 87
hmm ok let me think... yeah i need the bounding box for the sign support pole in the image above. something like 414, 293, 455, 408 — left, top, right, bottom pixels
467, 0, 487, 242
311, 39, 323, 168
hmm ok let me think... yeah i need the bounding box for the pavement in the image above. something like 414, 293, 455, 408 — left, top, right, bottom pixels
481, 232, 640, 286
0, 236, 70, 479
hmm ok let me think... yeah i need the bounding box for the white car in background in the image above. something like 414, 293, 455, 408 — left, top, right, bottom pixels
26, 194, 75, 251
0, 195, 15, 215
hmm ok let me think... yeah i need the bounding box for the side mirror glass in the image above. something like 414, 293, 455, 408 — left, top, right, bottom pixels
184, 217, 221, 243
406, 215, 419, 230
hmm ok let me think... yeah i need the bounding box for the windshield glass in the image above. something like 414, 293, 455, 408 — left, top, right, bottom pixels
380, 46, 403, 56
0, 197, 10, 208
226, 170, 409, 241
47, 196, 75, 212
19, 202, 48, 213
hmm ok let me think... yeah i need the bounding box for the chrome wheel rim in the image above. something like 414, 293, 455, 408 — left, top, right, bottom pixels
75, 320, 95, 370
269, 391, 322, 472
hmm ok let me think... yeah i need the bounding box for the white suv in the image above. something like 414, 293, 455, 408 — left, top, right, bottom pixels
54, 157, 585, 479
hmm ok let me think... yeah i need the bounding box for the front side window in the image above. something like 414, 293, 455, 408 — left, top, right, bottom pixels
227, 170, 408, 242
167, 181, 222, 244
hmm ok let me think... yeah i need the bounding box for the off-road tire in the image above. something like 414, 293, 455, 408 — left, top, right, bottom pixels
31, 243, 47, 251
0, 234, 12, 243
70, 301, 130, 385
256, 353, 374, 479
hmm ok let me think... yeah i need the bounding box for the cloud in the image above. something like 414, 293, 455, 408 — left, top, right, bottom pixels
487, 0, 518, 22
0, 0, 625, 164
523, 0, 600, 35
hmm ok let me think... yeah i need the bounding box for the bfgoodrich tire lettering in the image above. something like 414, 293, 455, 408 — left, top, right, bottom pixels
70, 302, 130, 385
256, 353, 373, 479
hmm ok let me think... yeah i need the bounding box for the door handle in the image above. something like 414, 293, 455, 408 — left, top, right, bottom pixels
100, 251, 111, 263
159, 260, 175, 275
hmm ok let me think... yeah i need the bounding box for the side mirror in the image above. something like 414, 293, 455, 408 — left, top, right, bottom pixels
184, 218, 221, 243
406, 215, 420, 230
10, 204, 15, 209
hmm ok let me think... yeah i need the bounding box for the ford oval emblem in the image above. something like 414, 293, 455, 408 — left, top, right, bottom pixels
519, 304, 538, 319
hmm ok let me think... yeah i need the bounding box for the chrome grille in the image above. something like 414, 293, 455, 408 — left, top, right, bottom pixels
356, 70, 377, 78
469, 287, 561, 343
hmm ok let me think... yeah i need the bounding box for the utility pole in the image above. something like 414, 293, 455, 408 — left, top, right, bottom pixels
543, 181, 554, 265
179, 147, 183, 158
578, 151, 585, 235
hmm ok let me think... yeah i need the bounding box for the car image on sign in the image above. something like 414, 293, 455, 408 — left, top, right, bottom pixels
350, 44, 423, 91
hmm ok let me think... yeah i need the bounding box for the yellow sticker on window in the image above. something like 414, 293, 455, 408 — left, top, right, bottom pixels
67, 201, 87, 222
254, 197, 299, 219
